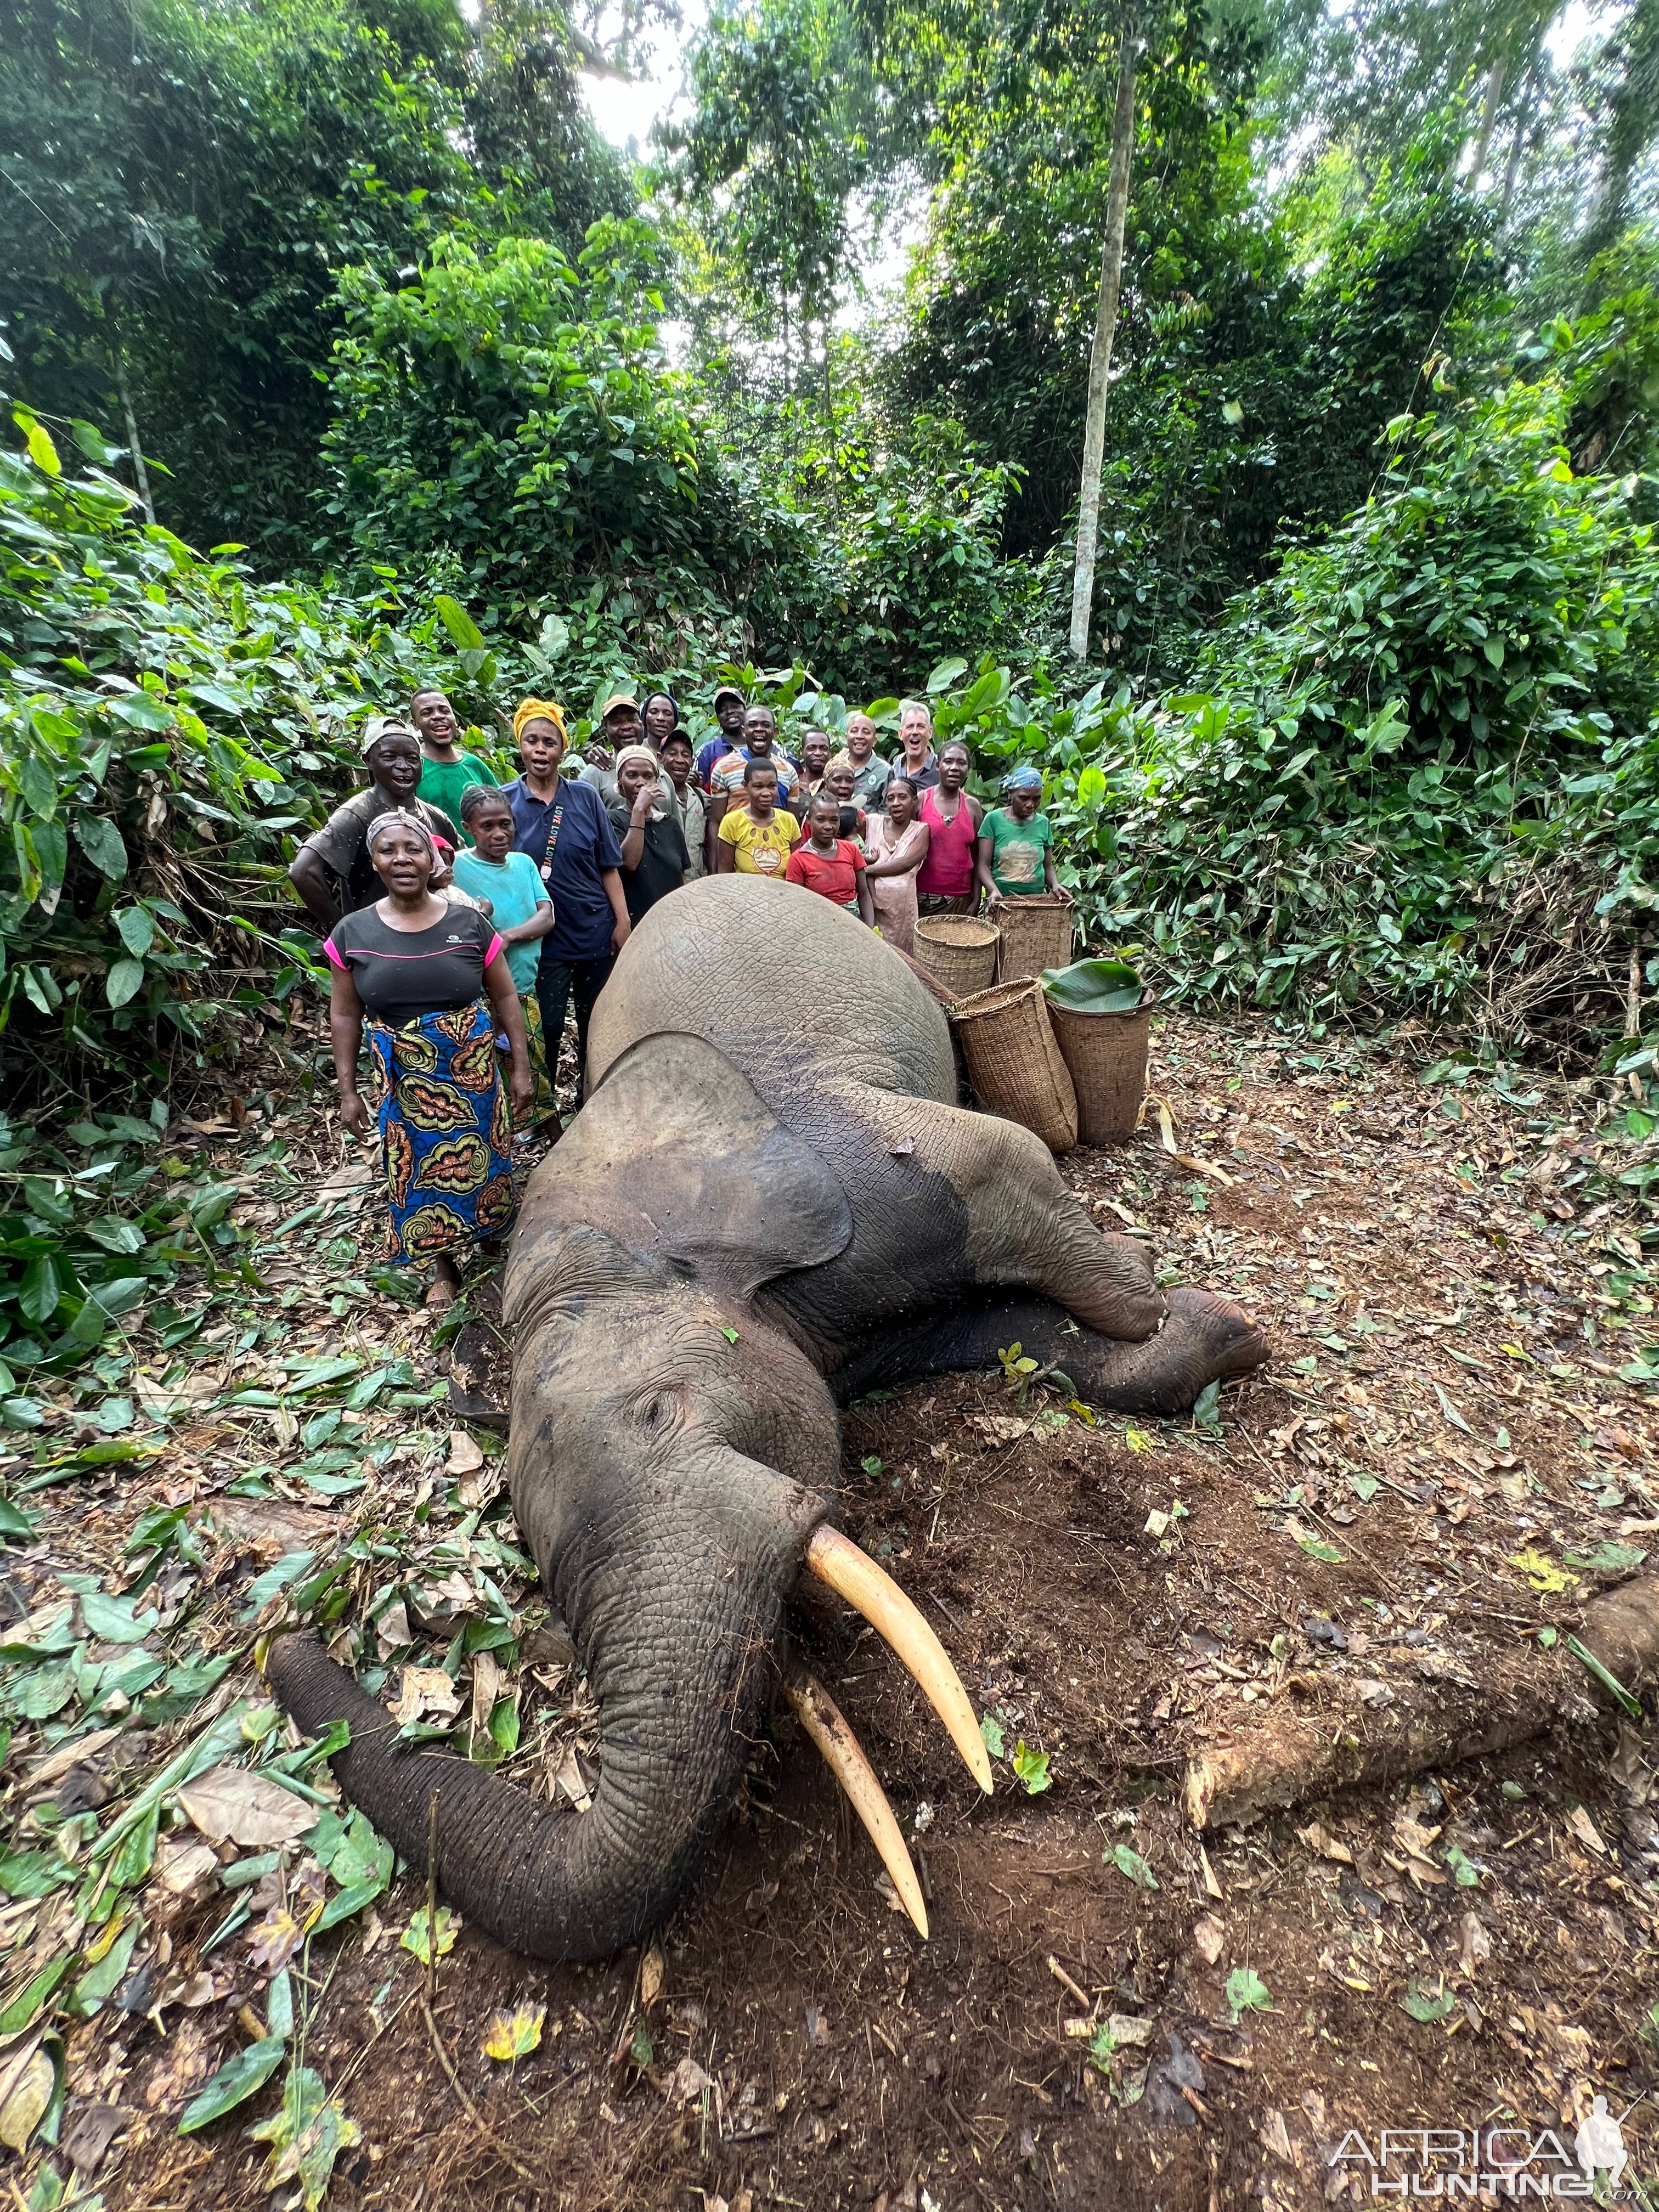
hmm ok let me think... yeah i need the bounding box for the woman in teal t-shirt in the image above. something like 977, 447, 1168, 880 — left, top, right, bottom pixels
977, 763, 1072, 910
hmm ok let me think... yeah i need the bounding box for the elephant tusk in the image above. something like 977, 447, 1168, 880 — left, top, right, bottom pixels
804, 1523, 993, 1795
785, 1672, 928, 1939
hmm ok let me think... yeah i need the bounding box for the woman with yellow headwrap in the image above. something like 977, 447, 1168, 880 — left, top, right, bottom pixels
498, 698, 630, 1119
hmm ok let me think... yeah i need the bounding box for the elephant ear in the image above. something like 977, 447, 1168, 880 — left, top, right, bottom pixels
542, 1032, 853, 1302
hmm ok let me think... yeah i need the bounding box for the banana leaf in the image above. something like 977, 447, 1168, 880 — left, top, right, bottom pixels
1040, 959, 1144, 1013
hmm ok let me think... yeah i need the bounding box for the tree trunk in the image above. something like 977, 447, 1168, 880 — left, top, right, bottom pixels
1468, 44, 1509, 180
1499, 82, 1532, 230
1068, 29, 1140, 663
111, 334, 155, 526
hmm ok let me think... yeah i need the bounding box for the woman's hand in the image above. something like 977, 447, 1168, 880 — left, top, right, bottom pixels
511, 1066, 535, 1124
339, 1088, 373, 1139
1054, 883, 1075, 907
630, 781, 658, 823
611, 912, 631, 954
985, 885, 1006, 911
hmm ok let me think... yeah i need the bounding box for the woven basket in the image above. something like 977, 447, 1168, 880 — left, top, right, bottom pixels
995, 895, 1075, 984
949, 978, 1078, 1154
913, 914, 1000, 1000
1047, 987, 1156, 1144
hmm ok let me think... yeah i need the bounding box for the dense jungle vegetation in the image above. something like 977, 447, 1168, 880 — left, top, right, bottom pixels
7, 0, 1659, 1367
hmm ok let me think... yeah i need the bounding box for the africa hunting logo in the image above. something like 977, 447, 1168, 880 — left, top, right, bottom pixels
1329, 2101, 1636, 2199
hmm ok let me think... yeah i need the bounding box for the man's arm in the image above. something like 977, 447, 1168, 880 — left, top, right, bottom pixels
289, 846, 342, 933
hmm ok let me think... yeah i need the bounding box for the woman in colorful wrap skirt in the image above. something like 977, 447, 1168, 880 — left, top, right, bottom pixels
324, 808, 534, 1308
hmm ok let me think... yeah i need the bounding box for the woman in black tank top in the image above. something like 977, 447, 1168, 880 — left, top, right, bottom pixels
324, 809, 533, 1307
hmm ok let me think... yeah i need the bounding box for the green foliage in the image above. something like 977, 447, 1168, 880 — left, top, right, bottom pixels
1, 0, 627, 563
320, 224, 771, 635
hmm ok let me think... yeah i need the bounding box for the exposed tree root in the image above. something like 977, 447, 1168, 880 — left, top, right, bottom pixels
1183, 1576, 1658, 1830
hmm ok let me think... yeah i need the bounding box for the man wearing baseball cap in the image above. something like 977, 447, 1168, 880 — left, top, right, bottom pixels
577, 691, 646, 802
696, 684, 749, 791
289, 715, 461, 931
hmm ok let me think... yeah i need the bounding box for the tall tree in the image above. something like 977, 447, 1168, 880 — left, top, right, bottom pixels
1069, 27, 1139, 659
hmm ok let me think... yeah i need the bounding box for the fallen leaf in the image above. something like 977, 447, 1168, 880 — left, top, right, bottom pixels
668, 2057, 712, 2104
1261, 2108, 1296, 2163
1106, 2013, 1154, 2049
1192, 1914, 1226, 1966
445, 1429, 484, 1476
154, 1841, 221, 1899
1225, 1967, 1272, 2017
374, 1600, 413, 1657
389, 1666, 461, 1728
178, 1765, 317, 1849
248, 1906, 307, 1974
470, 1652, 502, 1741
1565, 1805, 1606, 1857
554, 1746, 592, 1813
1508, 1547, 1575, 1595
249, 2064, 360, 2211
483, 2002, 545, 2061
1296, 1822, 1354, 1866
0, 2047, 57, 2152
1107, 1842, 1158, 1891
640, 1944, 665, 2009
400, 1907, 456, 1965
1459, 1912, 1491, 1977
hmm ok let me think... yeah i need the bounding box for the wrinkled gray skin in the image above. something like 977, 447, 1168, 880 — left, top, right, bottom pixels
270, 876, 1266, 1960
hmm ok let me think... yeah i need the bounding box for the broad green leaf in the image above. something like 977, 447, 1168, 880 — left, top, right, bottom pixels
1401, 1978, 1456, 2024
177, 2036, 288, 2135
73, 815, 128, 879
114, 906, 155, 958
1107, 1842, 1158, 1890
1224, 1967, 1273, 2017
105, 958, 145, 1008
400, 1906, 456, 1965
433, 593, 486, 651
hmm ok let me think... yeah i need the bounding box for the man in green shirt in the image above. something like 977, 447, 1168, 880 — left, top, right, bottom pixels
412, 687, 499, 826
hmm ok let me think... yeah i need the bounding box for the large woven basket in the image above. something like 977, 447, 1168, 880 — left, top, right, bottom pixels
949, 977, 1077, 1154
913, 914, 1000, 1000
995, 895, 1075, 984
1048, 988, 1156, 1144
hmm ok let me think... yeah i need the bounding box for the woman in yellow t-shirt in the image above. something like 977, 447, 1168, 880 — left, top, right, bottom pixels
715, 759, 801, 878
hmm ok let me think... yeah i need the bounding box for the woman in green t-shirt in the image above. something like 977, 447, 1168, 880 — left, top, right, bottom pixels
977, 763, 1072, 911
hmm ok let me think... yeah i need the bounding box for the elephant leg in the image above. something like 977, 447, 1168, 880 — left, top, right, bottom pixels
777, 1079, 1166, 1348
829, 1286, 1269, 1416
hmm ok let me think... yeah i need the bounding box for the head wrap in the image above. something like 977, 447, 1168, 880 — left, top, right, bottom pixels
514, 697, 566, 745
365, 807, 437, 855
1003, 763, 1044, 793
360, 714, 417, 757
825, 752, 855, 773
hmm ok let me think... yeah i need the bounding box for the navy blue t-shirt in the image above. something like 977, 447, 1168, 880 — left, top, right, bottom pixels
501, 774, 624, 964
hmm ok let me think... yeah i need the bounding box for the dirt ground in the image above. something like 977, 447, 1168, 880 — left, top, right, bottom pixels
3, 1011, 1657, 2212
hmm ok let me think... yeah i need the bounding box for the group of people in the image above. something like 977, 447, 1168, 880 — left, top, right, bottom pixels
289, 681, 1071, 1301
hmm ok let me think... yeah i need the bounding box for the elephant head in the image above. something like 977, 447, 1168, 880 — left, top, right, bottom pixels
267, 1035, 988, 1957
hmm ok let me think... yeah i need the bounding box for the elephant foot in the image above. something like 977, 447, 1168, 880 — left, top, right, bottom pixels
830, 1286, 1268, 1414
1069, 1285, 1269, 1414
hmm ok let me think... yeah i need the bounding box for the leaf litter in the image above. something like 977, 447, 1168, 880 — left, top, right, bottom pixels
0, 1017, 1654, 2209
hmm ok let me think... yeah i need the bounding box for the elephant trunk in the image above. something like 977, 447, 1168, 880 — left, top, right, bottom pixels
268, 1474, 822, 1961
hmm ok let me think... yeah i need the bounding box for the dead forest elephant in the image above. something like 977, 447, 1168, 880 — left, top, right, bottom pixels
269, 873, 1267, 1960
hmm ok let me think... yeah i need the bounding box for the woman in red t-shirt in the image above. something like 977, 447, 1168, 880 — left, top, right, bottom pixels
785, 791, 876, 924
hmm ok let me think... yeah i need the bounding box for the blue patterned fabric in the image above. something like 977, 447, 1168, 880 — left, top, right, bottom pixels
365, 998, 518, 1265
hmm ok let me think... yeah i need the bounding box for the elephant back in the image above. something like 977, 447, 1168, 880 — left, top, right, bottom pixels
587, 874, 955, 1110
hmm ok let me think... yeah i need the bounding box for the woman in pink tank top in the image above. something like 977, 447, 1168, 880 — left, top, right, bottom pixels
915, 741, 984, 914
